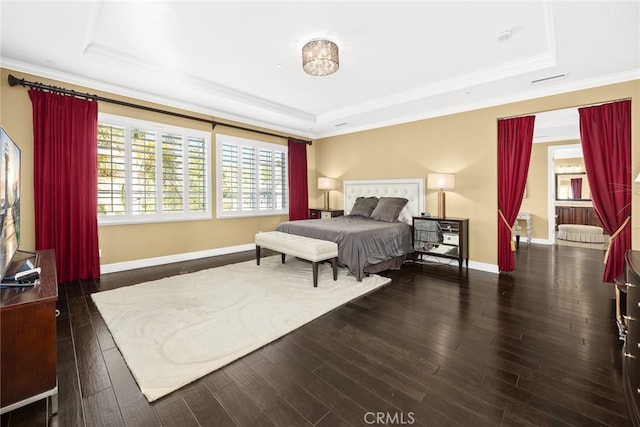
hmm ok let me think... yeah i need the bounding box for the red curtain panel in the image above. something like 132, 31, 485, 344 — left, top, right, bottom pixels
579, 99, 631, 283
287, 139, 309, 220
29, 90, 100, 283
497, 115, 535, 272
570, 177, 583, 199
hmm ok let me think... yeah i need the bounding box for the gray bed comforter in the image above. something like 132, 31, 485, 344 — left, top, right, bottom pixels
276, 215, 413, 281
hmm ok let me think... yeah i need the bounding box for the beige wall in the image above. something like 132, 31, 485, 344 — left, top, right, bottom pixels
1, 66, 638, 269
314, 109, 499, 266
520, 140, 563, 240
314, 80, 640, 266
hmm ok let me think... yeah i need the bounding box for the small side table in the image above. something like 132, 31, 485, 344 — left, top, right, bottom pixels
516, 212, 532, 244
309, 208, 344, 219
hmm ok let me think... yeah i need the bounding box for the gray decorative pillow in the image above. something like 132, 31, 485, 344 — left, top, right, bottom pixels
349, 196, 378, 217
370, 197, 409, 222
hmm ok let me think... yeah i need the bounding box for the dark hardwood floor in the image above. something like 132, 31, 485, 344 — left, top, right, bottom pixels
1, 244, 632, 426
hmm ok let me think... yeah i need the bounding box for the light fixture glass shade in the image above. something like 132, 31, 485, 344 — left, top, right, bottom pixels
427, 173, 456, 190
318, 177, 336, 191
302, 40, 339, 76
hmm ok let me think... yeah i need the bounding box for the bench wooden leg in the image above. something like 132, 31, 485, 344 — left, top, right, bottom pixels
331, 257, 337, 281
312, 262, 318, 287
256, 245, 261, 265
281, 253, 286, 263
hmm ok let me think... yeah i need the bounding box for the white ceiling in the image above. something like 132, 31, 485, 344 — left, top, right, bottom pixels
532, 106, 579, 143
1, 1, 638, 140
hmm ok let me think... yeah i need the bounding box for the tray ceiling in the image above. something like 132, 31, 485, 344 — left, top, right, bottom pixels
1, 1, 638, 139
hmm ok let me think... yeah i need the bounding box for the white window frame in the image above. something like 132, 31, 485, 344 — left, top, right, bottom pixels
98, 113, 211, 225
216, 134, 288, 218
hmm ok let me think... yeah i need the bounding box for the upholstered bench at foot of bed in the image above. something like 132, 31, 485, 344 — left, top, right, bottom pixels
557, 224, 605, 243
255, 231, 339, 287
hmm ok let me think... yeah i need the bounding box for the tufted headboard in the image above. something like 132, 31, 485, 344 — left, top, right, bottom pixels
343, 178, 424, 224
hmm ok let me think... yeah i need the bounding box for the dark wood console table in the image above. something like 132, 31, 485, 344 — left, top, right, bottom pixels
0, 249, 58, 417
624, 250, 640, 427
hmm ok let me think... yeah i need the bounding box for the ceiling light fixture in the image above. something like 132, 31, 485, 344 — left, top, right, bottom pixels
302, 39, 339, 76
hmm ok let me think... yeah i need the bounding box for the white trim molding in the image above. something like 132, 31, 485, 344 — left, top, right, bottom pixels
100, 244, 255, 275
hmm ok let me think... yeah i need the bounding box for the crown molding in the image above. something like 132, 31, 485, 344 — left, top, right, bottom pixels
313, 69, 640, 139
317, 52, 557, 125
3, 58, 637, 141
1, 58, 315, 140
533, 133, 580, 144
82, 43, 316, 123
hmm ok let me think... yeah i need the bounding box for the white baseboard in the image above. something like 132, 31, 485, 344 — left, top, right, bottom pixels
531, 238, 552, 245
469, 260, 500, 274
412, 254, 498, 274
100, 244, 255, 275
100, 244, 501, 275
514, 237, 553, 246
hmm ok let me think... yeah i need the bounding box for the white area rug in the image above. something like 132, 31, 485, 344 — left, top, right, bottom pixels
91, 256, 391, 402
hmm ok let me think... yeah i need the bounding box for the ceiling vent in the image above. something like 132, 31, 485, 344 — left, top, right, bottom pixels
531, 73, 568, 85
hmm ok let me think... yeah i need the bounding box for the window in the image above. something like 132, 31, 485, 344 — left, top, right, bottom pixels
216, 134, 287, 218
98, 113, 210, 224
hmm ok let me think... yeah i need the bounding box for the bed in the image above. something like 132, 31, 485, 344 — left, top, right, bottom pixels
276, 178, 424, 281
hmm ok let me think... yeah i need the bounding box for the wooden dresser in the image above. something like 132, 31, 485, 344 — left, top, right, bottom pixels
624, 250, 640, 426
0, 249, 58, 416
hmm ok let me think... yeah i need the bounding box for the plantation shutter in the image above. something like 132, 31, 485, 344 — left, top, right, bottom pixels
97, 123, 126, 216
161, 133, 184, 213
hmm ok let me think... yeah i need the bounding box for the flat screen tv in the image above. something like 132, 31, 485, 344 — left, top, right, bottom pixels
0, 126, 21, 282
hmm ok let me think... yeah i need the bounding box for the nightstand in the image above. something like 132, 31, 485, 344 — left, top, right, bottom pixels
413, 216, 469, 268
309, 208, 344, 219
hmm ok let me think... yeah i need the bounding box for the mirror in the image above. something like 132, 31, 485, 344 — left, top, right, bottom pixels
555, 173, 591, 201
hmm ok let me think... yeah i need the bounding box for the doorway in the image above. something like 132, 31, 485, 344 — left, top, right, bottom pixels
547, 143, 583, 245
525, 107, 582, 245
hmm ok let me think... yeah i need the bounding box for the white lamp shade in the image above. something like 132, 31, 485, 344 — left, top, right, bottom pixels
318, 177, 336, 191
636, 172, 640, 182
427, 173, 456, 190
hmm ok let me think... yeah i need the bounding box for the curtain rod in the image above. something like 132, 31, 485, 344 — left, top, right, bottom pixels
7, 74, 312, 145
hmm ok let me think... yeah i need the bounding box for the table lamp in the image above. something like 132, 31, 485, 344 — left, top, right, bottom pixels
318, 177, 336, 210
427, 173, 456, 218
